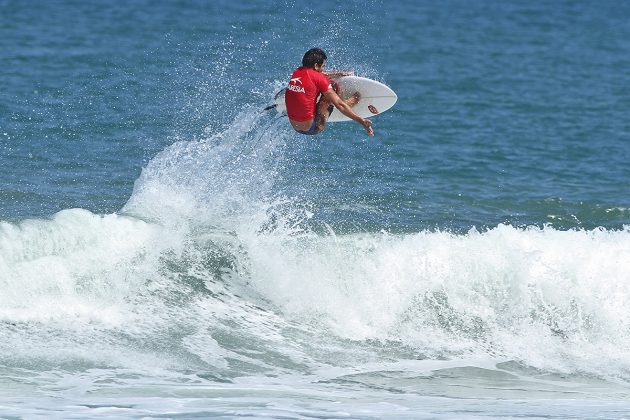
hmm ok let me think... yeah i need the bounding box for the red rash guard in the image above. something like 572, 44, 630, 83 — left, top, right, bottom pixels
284, 67, 332, 122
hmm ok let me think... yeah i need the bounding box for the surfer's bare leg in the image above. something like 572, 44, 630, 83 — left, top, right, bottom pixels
312, 84, 361, 134
315, 91, 362, 132
307, 81, 336, 133
333, 81, 360, 107
313, 97, 333, 134
344, 92, 360, 107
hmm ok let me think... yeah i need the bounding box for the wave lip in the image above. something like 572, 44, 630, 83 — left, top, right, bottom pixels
0, 208, 168, 324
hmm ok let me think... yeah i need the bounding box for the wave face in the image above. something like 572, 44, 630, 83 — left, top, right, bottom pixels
2, 110, 629, 389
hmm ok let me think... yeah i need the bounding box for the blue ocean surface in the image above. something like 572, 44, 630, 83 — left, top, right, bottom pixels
1, 0, 630, 418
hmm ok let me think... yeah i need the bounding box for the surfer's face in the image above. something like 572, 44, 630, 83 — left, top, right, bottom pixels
314, 61, 326, 72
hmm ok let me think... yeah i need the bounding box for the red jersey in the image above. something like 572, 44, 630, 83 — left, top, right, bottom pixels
284, 67, 332, 122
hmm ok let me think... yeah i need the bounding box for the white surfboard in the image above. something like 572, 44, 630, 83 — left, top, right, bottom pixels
272, 76, 397, 123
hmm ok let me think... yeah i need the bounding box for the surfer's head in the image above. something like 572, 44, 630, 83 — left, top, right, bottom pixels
302, 48, 327, 70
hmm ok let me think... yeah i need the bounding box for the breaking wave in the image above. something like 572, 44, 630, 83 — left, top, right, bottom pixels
1, 108, 630, 383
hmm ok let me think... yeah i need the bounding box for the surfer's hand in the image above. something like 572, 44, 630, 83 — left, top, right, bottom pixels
362, 119, 374, 136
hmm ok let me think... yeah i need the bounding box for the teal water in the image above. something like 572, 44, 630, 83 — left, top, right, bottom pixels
1, 0, 630, 418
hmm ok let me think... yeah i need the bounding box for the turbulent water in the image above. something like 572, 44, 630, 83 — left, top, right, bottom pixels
2, 0, 630, 418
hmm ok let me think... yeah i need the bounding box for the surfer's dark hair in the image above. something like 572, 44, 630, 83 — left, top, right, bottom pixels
302, 48, 327, 68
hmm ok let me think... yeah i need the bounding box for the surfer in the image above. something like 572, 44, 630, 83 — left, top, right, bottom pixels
285, 48, 374, 136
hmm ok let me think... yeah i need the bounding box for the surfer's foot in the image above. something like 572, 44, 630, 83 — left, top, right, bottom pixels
344, 92, 361, 108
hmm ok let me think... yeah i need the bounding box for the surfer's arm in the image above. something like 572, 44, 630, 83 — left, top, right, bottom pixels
323, 71, 353, 78
323, 90, 374, 136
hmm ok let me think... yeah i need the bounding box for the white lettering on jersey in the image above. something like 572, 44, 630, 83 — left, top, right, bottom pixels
287, 84, 305, 93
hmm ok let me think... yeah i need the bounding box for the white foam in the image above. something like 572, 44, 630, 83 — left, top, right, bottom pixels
0, 208, 176, 324
242, 225, 630, 379
2, 109, 629, 382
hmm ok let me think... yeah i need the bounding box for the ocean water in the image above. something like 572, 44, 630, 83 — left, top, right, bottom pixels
2, 0, 630, 418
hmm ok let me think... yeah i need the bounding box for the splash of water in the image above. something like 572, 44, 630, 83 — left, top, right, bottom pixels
1, 108, 630, 383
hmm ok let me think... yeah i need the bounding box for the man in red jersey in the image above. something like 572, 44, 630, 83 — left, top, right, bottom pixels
285, 48, 374, 136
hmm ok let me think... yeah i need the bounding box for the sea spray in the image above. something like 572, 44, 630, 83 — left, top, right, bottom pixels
122, 106, 291, 229
3, 104, 629, 381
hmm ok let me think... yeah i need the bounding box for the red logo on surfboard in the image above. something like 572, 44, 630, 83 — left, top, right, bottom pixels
368, 105, 379, 114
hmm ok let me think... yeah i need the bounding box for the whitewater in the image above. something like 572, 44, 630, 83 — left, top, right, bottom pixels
1, 109, 629, 418
3, 0, 630, 417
